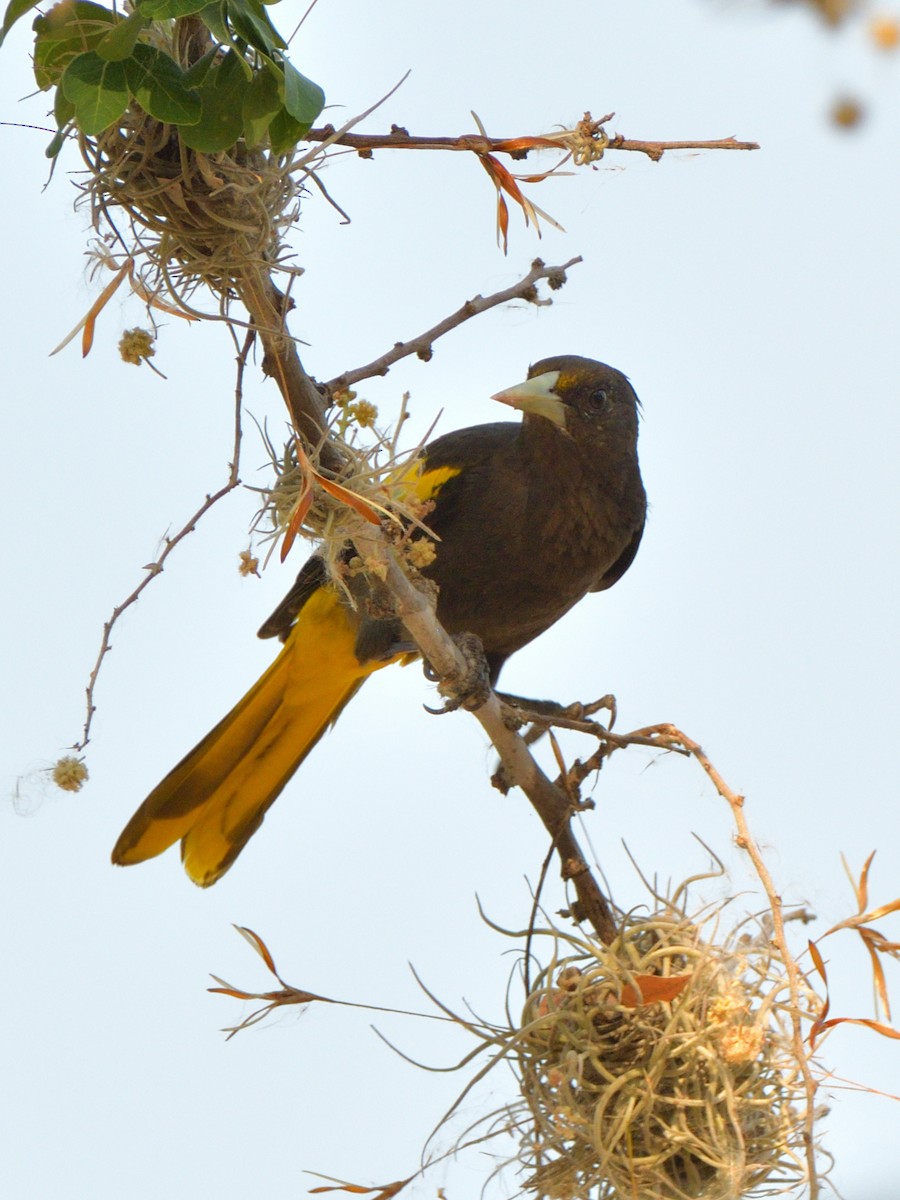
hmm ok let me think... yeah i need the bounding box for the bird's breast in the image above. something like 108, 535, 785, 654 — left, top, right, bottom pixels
426, 470, 641, 658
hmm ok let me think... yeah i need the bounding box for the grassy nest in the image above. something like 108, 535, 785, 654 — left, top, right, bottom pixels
80, 115, 298, 302
473, 902, 822, 1200
78, 67, 300, 306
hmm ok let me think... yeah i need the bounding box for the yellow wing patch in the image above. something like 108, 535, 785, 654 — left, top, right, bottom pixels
390, 456, 461, 507
411, 462, 461, 502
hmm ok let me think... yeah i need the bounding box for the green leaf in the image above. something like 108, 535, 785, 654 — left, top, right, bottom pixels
137, 0, 209, 18
196, 0, 229, 43
195, 0, 252, 76
178, 49, 247, 151
181, 44, 219, 87
267, 105, 307, 156
280, 58, 323, 131
32, 0, 116, 35
45, 87, 76, 158
61, 49, 129, 134
54, 85, 75, 125
0, 0, 41, 47
45, 126, 68, 158
95, 8, 147, 61
224, 0, 284, 54
32, 1, 118, 90
124, 45, 201, 124
34, 36, 78, 90
241, 64, 280, 148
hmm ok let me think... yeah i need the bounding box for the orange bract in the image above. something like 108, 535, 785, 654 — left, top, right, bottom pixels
50, 255, 197, 358
477, 152, 564, 254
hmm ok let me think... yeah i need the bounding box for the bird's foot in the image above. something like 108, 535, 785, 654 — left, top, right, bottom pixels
498, 692, 617, 744
499, 692, 616, 727
423, 633, 493, 714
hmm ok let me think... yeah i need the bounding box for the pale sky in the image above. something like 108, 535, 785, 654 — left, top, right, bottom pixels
2, 1, 899, 1197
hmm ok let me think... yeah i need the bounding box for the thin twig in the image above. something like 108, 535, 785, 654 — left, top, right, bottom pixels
291, 72, 412, 172
674, 728, 822, 1198
286, 0, 321, 44
567, 719, 823, 1196
324, 257, 582, 394
604, 133, 758, 161
74, 331, 251, 750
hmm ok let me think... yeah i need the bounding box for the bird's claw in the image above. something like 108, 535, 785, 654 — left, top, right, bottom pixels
423, 633, 492, 714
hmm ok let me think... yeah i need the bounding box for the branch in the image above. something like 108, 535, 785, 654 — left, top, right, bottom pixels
234, 263, 345, 474
324, 257, 582, 394
235, 256, 582, 471
233, 248, 615, 939
74, 332, 250, 750
303, 119, 759, 161
351, 524, 618, 943
605, 133, 759, 162
673, 727, 822, 1199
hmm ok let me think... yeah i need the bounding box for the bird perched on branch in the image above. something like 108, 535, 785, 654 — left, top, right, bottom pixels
112, 355, 647, 886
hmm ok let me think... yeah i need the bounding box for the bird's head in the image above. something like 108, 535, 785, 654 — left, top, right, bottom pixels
492, 355, 640, 442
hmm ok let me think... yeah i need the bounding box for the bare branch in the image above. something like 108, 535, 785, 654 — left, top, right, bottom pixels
324, 257, 582, 395
74, 331, 251, 750
349, 523, 617, 943
234, 262, 345, 473
673, 727, 822, 1198
605, 133, 760, 161
303, 124, 759, 159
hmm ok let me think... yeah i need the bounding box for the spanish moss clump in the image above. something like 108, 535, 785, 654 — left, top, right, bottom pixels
501, 905, 821, 1200
251, 393, 437, 583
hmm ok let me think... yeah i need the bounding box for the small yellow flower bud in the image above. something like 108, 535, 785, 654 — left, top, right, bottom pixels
349, 400, 378, 429
119, 328, 156, 365
405, 538, 436, 569
238, 549, 260, 578
718, 1022, 764, 1063
830, 96, 865, 129
52, 756, 89, 793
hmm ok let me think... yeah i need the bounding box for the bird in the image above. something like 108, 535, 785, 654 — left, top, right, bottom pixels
111, 355, 647, 886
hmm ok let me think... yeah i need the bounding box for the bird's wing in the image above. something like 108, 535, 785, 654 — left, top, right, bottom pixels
590, 522, 645, 592
257, 554, 328, 641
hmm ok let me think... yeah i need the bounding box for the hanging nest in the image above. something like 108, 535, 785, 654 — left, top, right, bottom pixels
453, 900, 824, 1200
79, 111, 300, 305
74, 24, 302, 309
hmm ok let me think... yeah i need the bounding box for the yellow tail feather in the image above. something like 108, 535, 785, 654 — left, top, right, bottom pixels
111, 587, 395, 886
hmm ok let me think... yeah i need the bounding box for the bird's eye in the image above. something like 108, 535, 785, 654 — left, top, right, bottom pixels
589, 388, 609, 410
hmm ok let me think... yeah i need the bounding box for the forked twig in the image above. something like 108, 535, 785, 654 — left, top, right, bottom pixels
324, 256, 582, 394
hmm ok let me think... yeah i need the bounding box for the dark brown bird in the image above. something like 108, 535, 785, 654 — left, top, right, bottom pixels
112, 356, 647, 885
